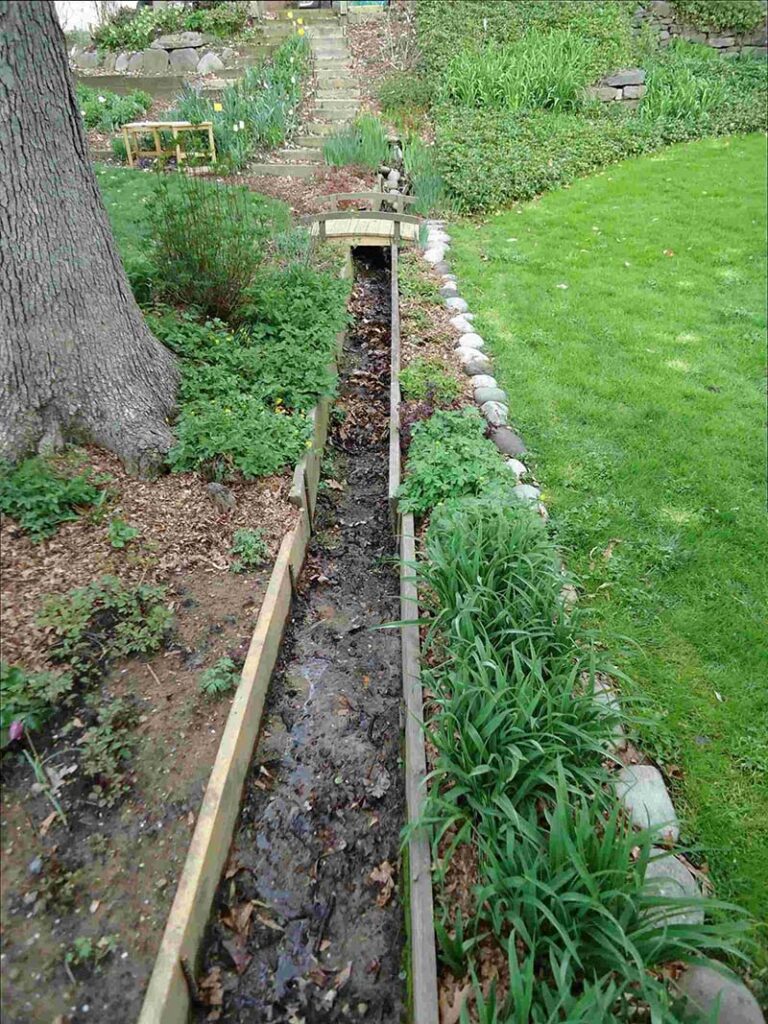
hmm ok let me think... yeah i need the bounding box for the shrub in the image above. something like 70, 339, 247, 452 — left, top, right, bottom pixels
38, 576, 171, 678
80, 700, 138, 806
230, 528, 269, 573
399, 358, 460, 404
170, 34, 311, 169
401, 133, 445, 215
671, 0, 766, 33
398, 407, 503, 516
0, 457, 106, 540
0, 663, 74, 743
76, 84, 151, 133
323, 114, 391, 168
148, 176, 270, 320
378, 72, 433, 117
199, 657, 239, 697
92, 1, 250, 51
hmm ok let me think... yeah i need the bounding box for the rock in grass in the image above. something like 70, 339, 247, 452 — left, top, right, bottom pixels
593, 677, 628, 752
675, 966, 765, 1024
475, 386, 507, 405
481, 401, 508, 427
513, 483, 541, 503
442, 273, 457, 283
446, 297, 469, 313
424, 247, 446, 265
615, 765, 679, 843
491, 426, 526, 457
643, 849, 704, 926
434, 261, 452, 275
458, 349, 491, 375
440, 282, 459, 298
506, 458, 527, 479
472, 374, 497, 390
207, 482, 236, 513
450, 314, 474, 334
457, 332, 485, 350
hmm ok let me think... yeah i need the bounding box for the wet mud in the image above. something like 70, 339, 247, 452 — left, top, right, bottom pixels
198, 249, 406, 1023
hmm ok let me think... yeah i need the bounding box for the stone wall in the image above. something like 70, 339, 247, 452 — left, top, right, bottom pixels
71, 30, 234, 77
634, 0, 768, 55
586, 68, 647, 108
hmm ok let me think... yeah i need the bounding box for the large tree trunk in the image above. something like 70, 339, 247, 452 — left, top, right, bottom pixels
0, 0, 179, 473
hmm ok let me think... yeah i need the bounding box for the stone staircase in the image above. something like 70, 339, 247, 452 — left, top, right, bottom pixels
250, 11, 360, 179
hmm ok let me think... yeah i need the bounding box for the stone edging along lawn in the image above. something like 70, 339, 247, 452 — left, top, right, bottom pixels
416, 224, 765, 1023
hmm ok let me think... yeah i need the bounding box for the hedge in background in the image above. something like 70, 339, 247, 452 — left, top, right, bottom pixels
670, 0, 766, 34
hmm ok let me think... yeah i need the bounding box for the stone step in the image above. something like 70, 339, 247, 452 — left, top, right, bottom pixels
291, 9, 340, 21
317, 88, 360, 100
274, 147, 323, 163
314, 57, 352, 70
316, 72, 356, 86
306, 26, 346, 38
316, 98, 359, 112
296, 135, 328, 148
302, 118, 347, 135
249, 162, 318, 178
312, 47, 349, 59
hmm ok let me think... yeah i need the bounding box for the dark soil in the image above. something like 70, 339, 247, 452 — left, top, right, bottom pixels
196, 250, 406, 1023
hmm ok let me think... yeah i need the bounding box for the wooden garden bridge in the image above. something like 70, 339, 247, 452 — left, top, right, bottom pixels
300, 192, 422, 246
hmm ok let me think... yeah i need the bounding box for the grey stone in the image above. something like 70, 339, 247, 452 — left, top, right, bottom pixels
472, 374, 497, 390
594, 677, 627, 752
603, 67, 646, 87
429, 229, 451, 244
675, 966, 765, 1024
142, 47, 170, 75
460, 350, 492, 376
151, 31, 212, 50
481, 401, 508, 427
170, 48, 200, 73
197, 51, 225, 75
446, 297, 469, 313
450, 314, 474, 333
651, 0, 672, 14
615, 765, 679, 843
433, 261, 452, 275
709, 36, 736, 47
492, 427, 526, 457
206, 482, 236, 513
458, 332, 485, 350
474, 386, 507, 405
643, 849, 703, 926
386, 169, 401, 186
506, 458, 527, 479
513, 483, 541, 503
589, 85, 620, 101
127, 51, 144, 73
424, 246, 446, 265
221, 47, 236, 64
623, 84, 646, 99
115, 52, 130, 72
440, 282, 459, 298
28, 856, 43, 876
102, 52, 117, 73
441, 273, 457, 282
74, 49, 100, 69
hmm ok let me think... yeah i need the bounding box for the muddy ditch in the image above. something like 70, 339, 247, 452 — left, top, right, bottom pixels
193, 249, 406, 1024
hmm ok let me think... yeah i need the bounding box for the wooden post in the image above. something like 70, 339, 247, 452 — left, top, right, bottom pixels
123, 126, 133, 167
172, 125, 181, 165
152, 126, 162, 158
207, 123, 216, 164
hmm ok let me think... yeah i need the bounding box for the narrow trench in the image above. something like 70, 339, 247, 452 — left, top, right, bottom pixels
198, 249, 406, 1023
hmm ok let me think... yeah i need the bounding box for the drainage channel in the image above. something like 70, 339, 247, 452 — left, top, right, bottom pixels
195, 248, 405, 1023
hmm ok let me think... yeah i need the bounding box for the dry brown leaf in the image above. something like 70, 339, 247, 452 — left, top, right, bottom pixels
199, 966, 224, 1020
439, 982, 472, 1024
39, 811, 56, 837
222, 934, 252, 975
221, 901, 254, 938
369, 859, 395, 907
333, 961, 352, 991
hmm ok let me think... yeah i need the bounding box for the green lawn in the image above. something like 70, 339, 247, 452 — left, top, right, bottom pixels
450, 135, 768, 934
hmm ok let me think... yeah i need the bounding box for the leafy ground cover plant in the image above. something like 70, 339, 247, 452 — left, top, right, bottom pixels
107, 518, 140, 549
76, 84, 151, 132
92, 0, 251, 51
80, 699, 139, 806
446, 134, 768, 935
170, 34, 310, 170
199, 656, 239, 697
399, 358, 460, 404
38, 575, 171, 679
671, 0, 766, 33
0, 456, 106, 540
0, 663, 73, 744
229, 528, 268, 573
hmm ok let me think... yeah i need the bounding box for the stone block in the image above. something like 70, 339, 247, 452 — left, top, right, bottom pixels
127, 51, 144, 73
481, 401, 508, 427
142, 47, 170, 75
506, 458, 527, 480
423, 246, 446, 265
197, 51, 225, 75
513, 483, 541, 503
458, 332, 485, 350
643, 849, 703, 926
433, 261, 452, 275
623, 84, 646, 99
222, 47, 236, 64
675, 966, 765, 1024
491, 427, 526, 457
151, 31, 213, 50
450, 314, 474, 333
440, 282, 459, 298
615, 765, 679, 843
651, 0, 672, 15
446, 297, 469, 314
459, 350, 492, 376
709, 36, 735, 47
472, 374, 497, 390
622, 99, 641, 110
102, 52, 117, 73
115, 52, 130, 72
74, 49, 101, 69
589, 86, 620, 101
170, 47, 200, 73
474, 387, 508, 405
603, 67, 646, 87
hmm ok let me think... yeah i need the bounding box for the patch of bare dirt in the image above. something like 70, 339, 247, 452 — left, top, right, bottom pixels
347, 0, 419, 108
229, 164, 378, 215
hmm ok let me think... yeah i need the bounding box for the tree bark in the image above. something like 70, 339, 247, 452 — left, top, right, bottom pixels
0, 0, 179, 472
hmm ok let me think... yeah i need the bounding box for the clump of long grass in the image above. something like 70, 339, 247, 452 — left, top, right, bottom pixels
170, 33, 310, 170
402, 133, 445, 215
414, 494, 751, 1019
322, 113, 392, 169
443, 29, 598, 111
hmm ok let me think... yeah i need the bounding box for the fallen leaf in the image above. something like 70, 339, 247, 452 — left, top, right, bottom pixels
221, 901, 254, 938
714, 691, 724, 703
89, 899, 100, 914
663, 248, 675, 257
326, 479, 345, 491
602, 538, 621, 561
369, 860, 395, 907
199, 966, 224, 1021
440, 982, 472, 1024
39, 812, 57, 837
256, 913, 284, 932
333, 961, 352, 991
222, 935, 252, 975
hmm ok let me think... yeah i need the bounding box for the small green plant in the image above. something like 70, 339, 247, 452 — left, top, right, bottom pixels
323, 114, 391, 169
76, 84, 152, 133
399, 408, 502, 516
671, 0, 765, 33
65, 934, 118, 969
107, 518, 140, 549
400, 358, 460, 405
378, 72, 433, 118
230, 528, 269, 573
38, 576, 171, 678
0, 457, 105, 540
200, 657, 239, 697
92, 0, 249, 50
402, 134, 445, 216
0, 663, 74, 743
80, 700, 138, 806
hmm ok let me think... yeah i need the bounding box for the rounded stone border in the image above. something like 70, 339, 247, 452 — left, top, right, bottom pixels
418, 220, 765, 1024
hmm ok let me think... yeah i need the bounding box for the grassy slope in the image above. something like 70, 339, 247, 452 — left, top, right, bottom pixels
449, 135, 768, 928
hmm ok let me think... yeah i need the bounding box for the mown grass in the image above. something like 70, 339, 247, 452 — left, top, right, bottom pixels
447, 134, 768, 937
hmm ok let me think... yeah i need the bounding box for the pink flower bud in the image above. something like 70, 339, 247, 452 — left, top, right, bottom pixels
9, 720, 23, 741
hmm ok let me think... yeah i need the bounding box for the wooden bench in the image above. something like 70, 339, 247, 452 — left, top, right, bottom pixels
121, 121, 216, 168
